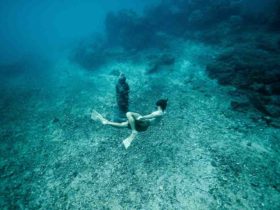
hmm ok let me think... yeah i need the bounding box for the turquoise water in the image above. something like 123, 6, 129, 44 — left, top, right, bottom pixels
1, 1, 280, 209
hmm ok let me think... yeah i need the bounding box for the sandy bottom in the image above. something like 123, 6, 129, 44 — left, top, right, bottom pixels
0, 40, 279, 209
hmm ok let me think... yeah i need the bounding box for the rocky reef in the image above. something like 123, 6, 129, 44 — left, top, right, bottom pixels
71, 0, 280, 120
206, 34, 280, 118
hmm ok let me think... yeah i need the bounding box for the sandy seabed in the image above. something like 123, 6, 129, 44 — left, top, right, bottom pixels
0, 40, 279, 210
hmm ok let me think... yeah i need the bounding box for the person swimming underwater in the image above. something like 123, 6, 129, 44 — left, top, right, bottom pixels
91, 99, 168, 149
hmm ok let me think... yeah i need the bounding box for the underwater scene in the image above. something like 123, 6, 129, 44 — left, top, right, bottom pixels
1, 0, 280, 209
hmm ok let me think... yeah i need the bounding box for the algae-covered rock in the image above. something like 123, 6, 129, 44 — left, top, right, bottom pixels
206, 43, 280, 117
146, 54, 175, 74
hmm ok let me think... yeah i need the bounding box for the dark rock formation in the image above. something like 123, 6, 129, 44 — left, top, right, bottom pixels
230, 101, 251, 113
52, 118, 60, 123
267, 1, 280, 31
103, 0, 243, 51
146, 54, 175, 74
70, 37, 108, 70
206, 40, 280, 117
71, 0, 280, 72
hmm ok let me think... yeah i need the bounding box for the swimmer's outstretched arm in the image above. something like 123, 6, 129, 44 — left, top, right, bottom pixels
137, 111, 162, 120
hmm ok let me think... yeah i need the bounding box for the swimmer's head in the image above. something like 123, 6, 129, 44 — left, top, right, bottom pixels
156, 99, 168, 111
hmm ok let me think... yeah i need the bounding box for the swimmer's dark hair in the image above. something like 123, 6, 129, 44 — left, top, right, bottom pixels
156, 99, 168, 111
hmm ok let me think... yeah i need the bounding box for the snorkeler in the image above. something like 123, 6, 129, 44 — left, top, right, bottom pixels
91, 99, 168, 149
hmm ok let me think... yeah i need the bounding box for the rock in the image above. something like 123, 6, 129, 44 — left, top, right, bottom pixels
159, 54, 175, 66
271, 95, 280, 105
269, 82, 280, 95
146, 54, 175, 74
248, 96, 272, 116
70, 37, 108, 70
265, 104, 280, 118
272, 183, 280, 193
268, 2, 280, 31
251, 182, 259, 187
110, 69, 120, 76
230, 101, 250, 112
211, 161, 218, 167
53, 118, 60, 123
251, 83, 270, 96
72, 171, 79, 178
261, 116, 273, 125
207, 45, 280, 117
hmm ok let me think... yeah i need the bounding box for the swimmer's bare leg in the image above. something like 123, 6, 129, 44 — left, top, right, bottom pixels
123, 112, 140, 149
126, 112, 141, 129
106, 121, 129, 128
91, 110, 128, 128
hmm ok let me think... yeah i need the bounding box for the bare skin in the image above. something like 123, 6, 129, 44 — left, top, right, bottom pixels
91, 107, 165, 149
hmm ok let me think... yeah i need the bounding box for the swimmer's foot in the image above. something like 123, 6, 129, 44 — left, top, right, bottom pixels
91, 110, 108, 125
123, 131, 138, 149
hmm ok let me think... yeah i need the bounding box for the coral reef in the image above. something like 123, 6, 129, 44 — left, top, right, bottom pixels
206, 34, 280, 117
69, 37, 109, 70
70, 0, 280, 120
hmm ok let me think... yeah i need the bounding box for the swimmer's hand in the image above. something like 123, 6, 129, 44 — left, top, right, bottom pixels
137, 116, 143, 120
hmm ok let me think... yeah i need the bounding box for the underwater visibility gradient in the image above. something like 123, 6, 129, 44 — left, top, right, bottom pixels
0, 0, 280, 209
